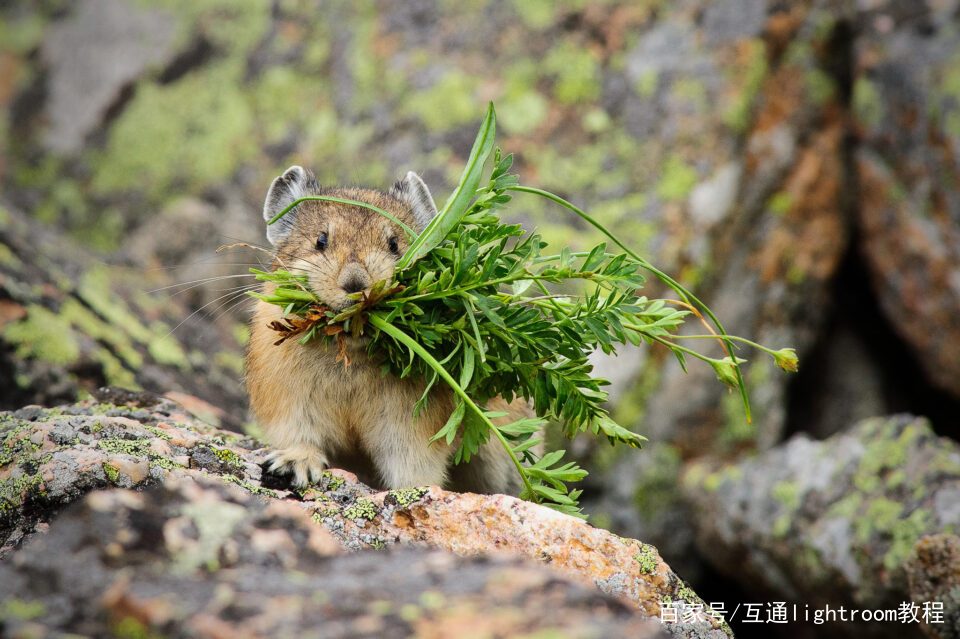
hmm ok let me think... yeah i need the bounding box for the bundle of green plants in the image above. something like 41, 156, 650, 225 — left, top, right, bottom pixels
251, 104, 797, 516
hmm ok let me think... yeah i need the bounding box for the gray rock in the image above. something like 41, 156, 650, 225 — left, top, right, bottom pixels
0, 395, 731, 639
682, 414, 960, 620
0, 477, 670, 639
41, 0, 178, 154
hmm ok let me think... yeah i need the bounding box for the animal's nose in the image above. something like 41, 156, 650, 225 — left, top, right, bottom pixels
338, 264, 370, 294
341, 277, 367, 294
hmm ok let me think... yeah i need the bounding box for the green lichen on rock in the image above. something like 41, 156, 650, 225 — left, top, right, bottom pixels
92, 64, 256, 200
213, 446, 243, 468
633, 544, 658, 574
656, 155, 699, 202
3, 305, 81, 366
722, 38, 768, 132
102, 463, 121, 484
684, 414, 959, 609
311, 497, 341, 520
59, 298, 142, 366
147, 326, 189, 371
149, 456, 185, 471
543, 41, 601, 104
0, 472, 43, 515
344, 498, 379, 521
386, 487, 427, 508
217, 473, 277, 498
884, 508, 932, 571
98, 438, 152, 457
772, 480, 801, 511
852, 417, 913, 493
77, 267, 152, 344
0, 598, 46, 621
402, 72, 479, 132
143, 424, 171, 440
321, 471, 345, 492
852, 77, 884, 130
1, 423, 41, 468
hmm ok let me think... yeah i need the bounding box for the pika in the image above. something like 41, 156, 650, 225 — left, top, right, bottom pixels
246, 166, 529, 494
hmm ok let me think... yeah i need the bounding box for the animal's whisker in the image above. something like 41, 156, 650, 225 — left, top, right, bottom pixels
149, 273, 258, 294
145, 263, 271, 274
215, 234, 275, 251
162, 285, 266, 340
210, 292, 258, 324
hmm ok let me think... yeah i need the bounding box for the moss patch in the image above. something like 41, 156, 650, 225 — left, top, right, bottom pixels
633, 544, 658, 574
852, 77, 883, 130
320, 471, 345, 491
656, 155, 698, 202
92, 63, 256, 200
344, 498, 379, 521
102, 462, 121, 484
3, 304, 81, 366
386, 487, 428, 508
213, 446, 243, 468
98, 438, 152, 457
722, 38, 768, 132
544, 41, 601, 104
402, 72, 479, 132
0, 598, 46, 621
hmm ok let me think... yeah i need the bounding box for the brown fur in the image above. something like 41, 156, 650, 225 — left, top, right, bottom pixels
246, 180, 529, 493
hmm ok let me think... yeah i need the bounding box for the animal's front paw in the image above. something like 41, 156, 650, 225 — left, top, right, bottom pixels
265, 447, 329, 487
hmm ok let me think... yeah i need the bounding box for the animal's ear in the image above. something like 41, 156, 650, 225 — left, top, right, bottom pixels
263, 165, 316, 246
391, 171, 438, 231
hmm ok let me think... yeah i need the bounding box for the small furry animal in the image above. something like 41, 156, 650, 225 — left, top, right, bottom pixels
246, 166, 529, 494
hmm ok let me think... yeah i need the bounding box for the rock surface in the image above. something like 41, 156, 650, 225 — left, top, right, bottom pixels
0, 393, 731, 638
681, 414, 960, 634
906, 534, 960, 639
0, 203, 248, 428
853, 4, 960, 399
3, 2, 960, 635
0, 478, 670, 639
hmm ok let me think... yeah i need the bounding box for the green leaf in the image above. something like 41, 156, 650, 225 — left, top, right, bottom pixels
397, 103, 497, 269
431, 400, 466, 445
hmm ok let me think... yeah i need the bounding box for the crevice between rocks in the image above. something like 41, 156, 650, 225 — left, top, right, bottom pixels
783, 16, 960, 443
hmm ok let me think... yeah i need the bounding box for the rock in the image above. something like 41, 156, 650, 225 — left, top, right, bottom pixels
0, 394, 731, 638
40, 0, 179, 154
597, 0, 852, 581
681, 414, 960, 621
0, 477, 669, 639
0, 202, 248, 427
905, 534, 960, 639
852, 0, 960, 398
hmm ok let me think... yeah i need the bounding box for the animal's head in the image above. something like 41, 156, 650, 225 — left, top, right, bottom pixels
262, 166, 437, 310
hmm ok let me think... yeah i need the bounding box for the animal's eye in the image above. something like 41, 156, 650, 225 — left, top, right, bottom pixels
388, 236, 400, 255
316, 233, 328, 251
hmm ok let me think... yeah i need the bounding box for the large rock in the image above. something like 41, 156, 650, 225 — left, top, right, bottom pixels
852, 2, 960, 400
0, 393, 732, 638
682, 414, 960, 634
596, 0, 852, 580
0, 478, 669, 639
906, 534, 960, 639
0, 203, 248, 428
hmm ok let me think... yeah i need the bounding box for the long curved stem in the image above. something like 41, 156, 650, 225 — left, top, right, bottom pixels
507, 184, 752, 422
368, 313, 536, 499
268, 195, 417, 238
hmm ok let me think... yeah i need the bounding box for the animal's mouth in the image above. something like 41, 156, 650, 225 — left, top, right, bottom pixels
330, 292, 367, 312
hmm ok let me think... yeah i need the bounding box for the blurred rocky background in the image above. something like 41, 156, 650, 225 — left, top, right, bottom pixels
1, 1, 959, 638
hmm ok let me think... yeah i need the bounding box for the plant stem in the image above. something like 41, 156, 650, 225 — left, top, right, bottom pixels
642, 332, 724, 366
507, 184, 752, 422
671, 333, 780, 355
368, 313, 537, 499
268, 195, 417, 238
